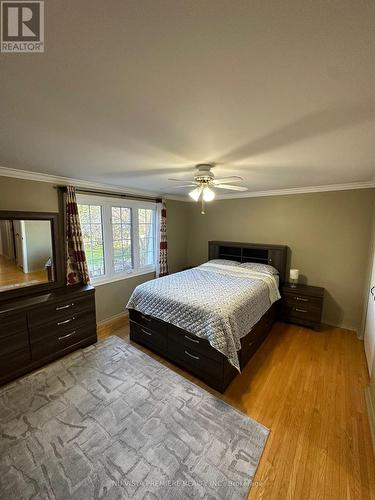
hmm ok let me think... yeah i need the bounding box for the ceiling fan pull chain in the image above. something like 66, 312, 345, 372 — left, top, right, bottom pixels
201, 198, 205, 215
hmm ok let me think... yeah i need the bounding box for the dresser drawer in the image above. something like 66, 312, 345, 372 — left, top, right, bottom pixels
29, 310, 96, 344
0, 313, 27, 338
28, 295, 95, 328
168, 328, 222, 363
0, 330, 29, 357
31, 324, 96, 361
0, 349, 31, 378
129, 320, 167, 354
168, 336, 222, 379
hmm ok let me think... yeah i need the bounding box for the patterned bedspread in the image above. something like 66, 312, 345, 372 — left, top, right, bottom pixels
127, 262, 281, 371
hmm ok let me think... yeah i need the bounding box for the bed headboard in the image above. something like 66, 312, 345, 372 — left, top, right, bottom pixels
208, 241, 289, 284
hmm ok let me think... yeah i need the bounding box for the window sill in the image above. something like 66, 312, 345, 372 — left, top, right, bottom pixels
91, 268, 155, 287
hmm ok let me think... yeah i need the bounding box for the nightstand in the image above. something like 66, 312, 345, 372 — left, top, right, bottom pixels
280, 283, 324, 330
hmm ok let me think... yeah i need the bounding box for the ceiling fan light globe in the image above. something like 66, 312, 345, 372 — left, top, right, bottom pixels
202, 186, 215, 202
189, 187, 202, 201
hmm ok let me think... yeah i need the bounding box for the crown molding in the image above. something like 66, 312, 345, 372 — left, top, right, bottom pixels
0, 166, 374, 203
0, 166, 186, 201
205, 179, 375, 201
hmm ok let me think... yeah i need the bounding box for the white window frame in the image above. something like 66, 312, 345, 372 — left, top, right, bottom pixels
77, 194, 157, 286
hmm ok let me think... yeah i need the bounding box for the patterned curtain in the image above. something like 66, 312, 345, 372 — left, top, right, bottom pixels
156, 200, 168, 277
65, 186, 90, 285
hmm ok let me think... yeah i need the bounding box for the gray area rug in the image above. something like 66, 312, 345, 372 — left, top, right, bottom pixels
0, 336, 269, 499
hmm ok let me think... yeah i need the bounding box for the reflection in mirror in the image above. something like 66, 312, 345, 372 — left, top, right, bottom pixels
0, 220, 54, 292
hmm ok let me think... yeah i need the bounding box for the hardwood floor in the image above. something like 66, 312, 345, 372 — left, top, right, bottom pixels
0, 255, 48, 290
98, 321, 375, 499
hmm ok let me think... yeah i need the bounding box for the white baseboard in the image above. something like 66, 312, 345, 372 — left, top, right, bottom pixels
365, 386, 375, 457
97, 311, 129, 327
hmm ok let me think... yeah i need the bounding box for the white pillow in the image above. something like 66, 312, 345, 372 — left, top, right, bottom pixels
240, 262, 279, 275
208, 259, 241, 267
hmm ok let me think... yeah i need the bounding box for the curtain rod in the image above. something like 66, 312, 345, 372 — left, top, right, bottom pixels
55, 186, 162, 203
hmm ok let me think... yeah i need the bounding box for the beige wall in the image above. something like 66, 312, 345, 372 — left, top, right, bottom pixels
0, 176, 59, 212
95, 272, 155, 323
0, 177, 189, 323
23, 220, 52, 271
186, 189, 375, 332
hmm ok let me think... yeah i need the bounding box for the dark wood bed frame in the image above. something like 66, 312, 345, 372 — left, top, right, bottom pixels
129, 241, 288, 392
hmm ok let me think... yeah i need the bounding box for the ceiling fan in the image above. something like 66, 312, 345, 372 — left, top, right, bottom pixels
168, 163, 248, 214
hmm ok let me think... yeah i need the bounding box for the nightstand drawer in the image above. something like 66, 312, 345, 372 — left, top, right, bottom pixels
283, 305, 321, 323
281, 295, 322, 317
283, 292, 321, 307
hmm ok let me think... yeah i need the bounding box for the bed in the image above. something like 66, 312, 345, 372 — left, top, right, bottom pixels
128, 241, 288, 392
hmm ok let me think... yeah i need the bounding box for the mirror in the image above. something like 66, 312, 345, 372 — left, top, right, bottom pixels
0, 219, 54, 292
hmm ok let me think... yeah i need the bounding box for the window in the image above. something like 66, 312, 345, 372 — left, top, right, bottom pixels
77, 204, 105, 277
77, 195, 156, 284
112, 207, 132, 273
139, 208, 155, 267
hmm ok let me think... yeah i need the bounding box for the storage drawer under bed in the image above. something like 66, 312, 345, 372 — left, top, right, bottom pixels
168, 327, 223, 363
129, 305, 276, 393
129, 309, 170, 335
129, 320, 167, 355
168, 334, 223, 380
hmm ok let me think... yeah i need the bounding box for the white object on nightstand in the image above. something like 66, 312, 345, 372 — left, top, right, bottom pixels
289, 269, 300, 288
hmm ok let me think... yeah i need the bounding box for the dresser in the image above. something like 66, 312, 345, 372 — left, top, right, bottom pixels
0, 285, 97, 386
280, 283, 324, 330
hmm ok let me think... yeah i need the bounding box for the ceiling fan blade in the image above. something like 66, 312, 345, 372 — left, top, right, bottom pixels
213, 176, 243, 185
168, 184, 196, 188
168, 178, 195, 183
215, 184, 248, 191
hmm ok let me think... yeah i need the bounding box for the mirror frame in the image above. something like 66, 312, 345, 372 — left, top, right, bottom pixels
0, 211, 64, 301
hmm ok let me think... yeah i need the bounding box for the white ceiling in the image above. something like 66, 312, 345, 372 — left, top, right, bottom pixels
1, 0, 375, 198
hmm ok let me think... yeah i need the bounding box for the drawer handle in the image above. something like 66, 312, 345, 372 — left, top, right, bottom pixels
296, 297, 309, 302
141, 328, 152, 336
58, 330, 76, 341
185, 350, 200, 360
56, 303, 74, 311
295, 308, 308, 313
57, 317, 75, 326
141, 315, 152, 322
184, 335, 199, 344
